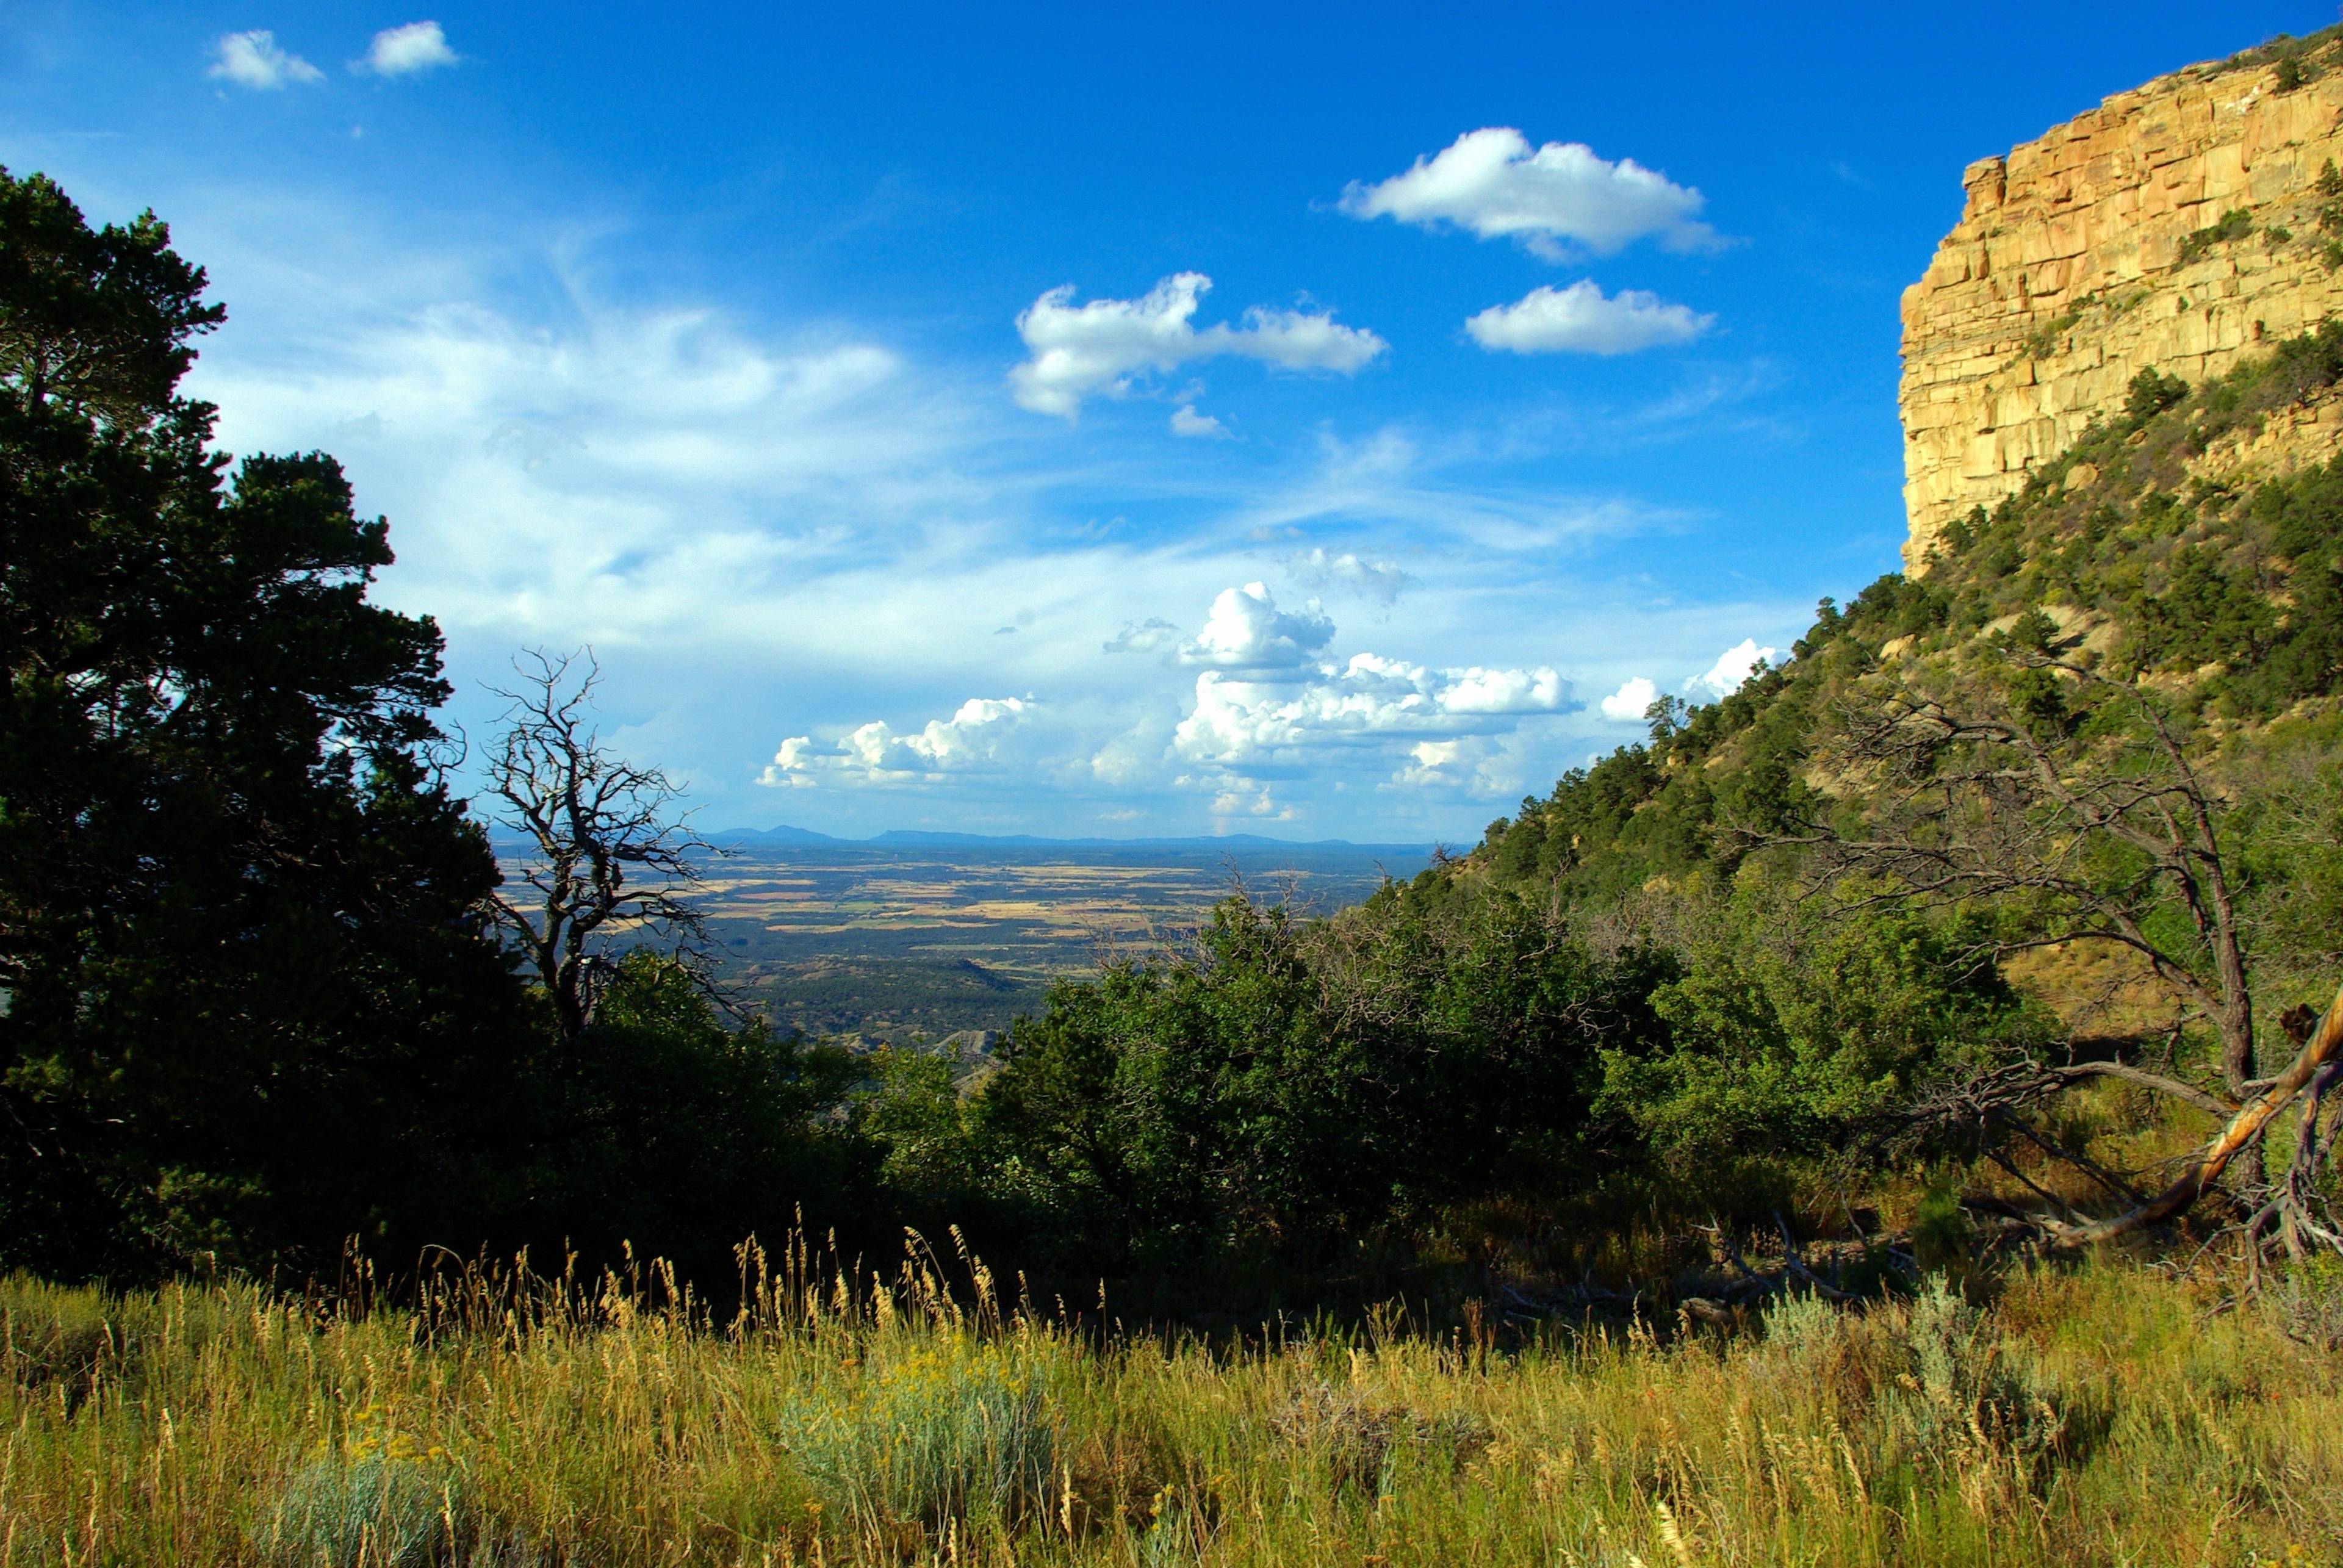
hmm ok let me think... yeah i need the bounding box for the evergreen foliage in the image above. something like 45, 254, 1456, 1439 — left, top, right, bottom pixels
0, 170, 535, 1276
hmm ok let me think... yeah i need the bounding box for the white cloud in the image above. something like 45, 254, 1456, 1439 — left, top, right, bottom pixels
1391, 736, 1525, 794
1283, 546, 1415, 606
1686, 638, 1779, 699
762, 697, 1035, 786
1174, 653, 1567, 766
1009, 272, 1386, 419
1440, 664, 1569, 713
208, 31, 324, 90
156, 188, 1778, 835
1103, 617, 1180, 655
1466, 281, 1712, 356
1210, 783, 1291, 821
1395, 739, 1471, 788
1599, 675, 1658, 721
360, 21, 458, 76
1170, 404, 1228, 438
1177, 581, 1334, 671
1339, 128, 1716, 257
1048, 584, 1580, 802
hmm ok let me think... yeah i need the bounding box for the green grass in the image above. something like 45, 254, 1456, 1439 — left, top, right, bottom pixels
4, 1248, 2340, 1566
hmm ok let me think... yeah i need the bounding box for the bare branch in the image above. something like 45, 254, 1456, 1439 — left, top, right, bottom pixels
2046, 975, 2343, 1248
476, 649, 724, 1040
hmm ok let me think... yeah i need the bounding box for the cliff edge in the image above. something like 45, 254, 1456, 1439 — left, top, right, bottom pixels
1900, 32, 2343, 570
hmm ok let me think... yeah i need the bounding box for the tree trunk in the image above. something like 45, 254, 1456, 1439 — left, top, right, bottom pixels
2052, 974, 2343, 1248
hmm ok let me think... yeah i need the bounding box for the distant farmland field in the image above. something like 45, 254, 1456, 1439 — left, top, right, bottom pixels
511, 839, 1431, 1043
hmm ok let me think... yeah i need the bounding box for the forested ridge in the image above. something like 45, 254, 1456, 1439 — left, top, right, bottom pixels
957, 320, 2343, 1282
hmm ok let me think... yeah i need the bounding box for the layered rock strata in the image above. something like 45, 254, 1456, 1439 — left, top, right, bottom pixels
1900, 49, 2343, 569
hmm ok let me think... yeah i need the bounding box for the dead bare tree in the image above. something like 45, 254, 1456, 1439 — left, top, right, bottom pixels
1773, 637, 2343, 1258
1802, 652, 2258, 1094
480, 650, 719, 1041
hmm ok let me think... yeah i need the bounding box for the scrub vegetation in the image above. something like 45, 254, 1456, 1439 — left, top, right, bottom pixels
7, 1254, 2343, 1567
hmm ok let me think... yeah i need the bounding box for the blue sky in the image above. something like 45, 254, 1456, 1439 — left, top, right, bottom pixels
4, 3, 2325, 841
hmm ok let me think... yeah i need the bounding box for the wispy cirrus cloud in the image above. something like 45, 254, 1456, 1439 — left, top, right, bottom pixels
1283, 546, 1415, 605
1103, 617, 1180, 655
1170, 403, 1229, 438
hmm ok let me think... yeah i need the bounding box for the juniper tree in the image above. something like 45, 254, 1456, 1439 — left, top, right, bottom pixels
0, 169, 530, 1276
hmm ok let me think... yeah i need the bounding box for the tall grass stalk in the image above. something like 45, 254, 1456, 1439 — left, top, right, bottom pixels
2, 1244, 2339, 1566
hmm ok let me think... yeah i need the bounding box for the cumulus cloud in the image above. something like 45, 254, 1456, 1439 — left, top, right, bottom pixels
209, 30, 324, 89
1175, 653, 1567, 766
1210, 783, 1292, 821
1466, 281, 1712, 356
1599, 675, 1658, 721
1170, 404, 1228, 438
1339, 128, 1716, 257
1177, 582, 1334, 671
1391, 736, 1525, 794
168, 189, 1695, 832
1133, 582, 1571, 790
1686, 638, 1779, 699
1103, 617, 1180, 655
360, 21, 458, 76
1283, 547, 1416, 606
762, 697, 1035, 786
1009, 272, 1386, 419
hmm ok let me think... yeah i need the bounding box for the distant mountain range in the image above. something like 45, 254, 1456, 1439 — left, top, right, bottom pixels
700, 825, 1436, 852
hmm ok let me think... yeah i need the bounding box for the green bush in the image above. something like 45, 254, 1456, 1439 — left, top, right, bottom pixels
254, 1452, 472, 1568
2175, 208, 2253, 265
1888, 1279, 2065, 1466
985, 890, 1671, 1265
775, 1340, 1057, 1531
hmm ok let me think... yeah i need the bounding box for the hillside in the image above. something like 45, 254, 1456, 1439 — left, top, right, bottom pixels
1465, 27, 2343, 1027
1471, 323, 2343, 912
936, 35, 2343, 1276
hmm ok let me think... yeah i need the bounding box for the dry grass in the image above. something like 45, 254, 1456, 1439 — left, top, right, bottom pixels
3, 1242, 2339, 1567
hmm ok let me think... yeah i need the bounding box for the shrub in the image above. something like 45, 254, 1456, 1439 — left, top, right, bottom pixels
2176, 208, 2253, 265
1761, 1287, 1843, 1364
2266, 1253, 2343, 1348
776, 1340, 1057, 1531
1267, 1384, 1494, 1492
2125, 367, 2189, 424
1887, 1278, 2065, 1466
254, 1452, 471, 1568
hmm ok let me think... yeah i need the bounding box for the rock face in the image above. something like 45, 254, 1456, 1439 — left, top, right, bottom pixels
1899, 48, 2343, 570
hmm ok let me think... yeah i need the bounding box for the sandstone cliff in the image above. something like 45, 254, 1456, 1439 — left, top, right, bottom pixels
1899, 35, 2343, 570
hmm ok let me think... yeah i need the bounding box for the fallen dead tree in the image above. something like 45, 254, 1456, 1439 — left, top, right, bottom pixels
1912, 977, 2343, 1257
2040, 976, 2343, 1250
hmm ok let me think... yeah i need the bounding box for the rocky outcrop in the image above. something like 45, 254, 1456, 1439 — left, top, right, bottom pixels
1899, 44, 2343, 570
